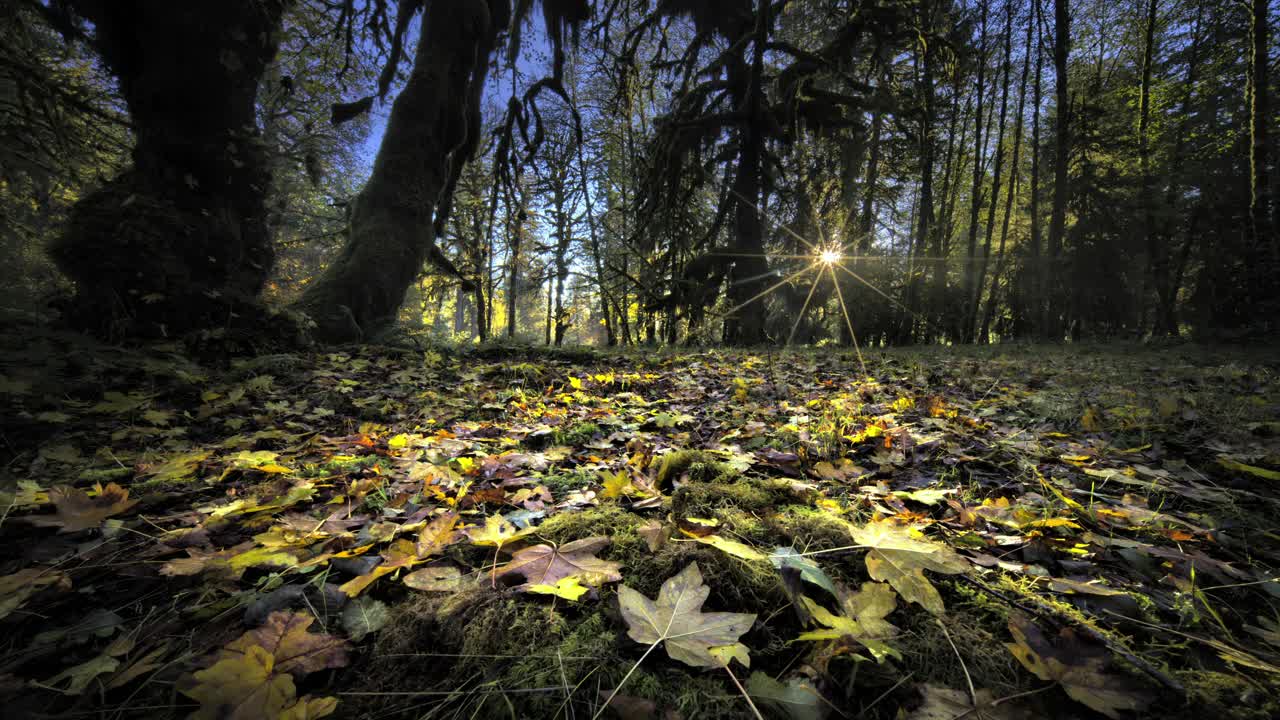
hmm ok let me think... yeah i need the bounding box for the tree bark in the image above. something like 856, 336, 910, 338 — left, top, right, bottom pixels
972, 0, 1014, 343
50, 1, 289, 339
961, 0, 989, 343
982, 0, 1033, 341
293, 0, 499, 342
1248, 0, 1273, 252
1044, 0, 1070, 340
723, 3, 771, 346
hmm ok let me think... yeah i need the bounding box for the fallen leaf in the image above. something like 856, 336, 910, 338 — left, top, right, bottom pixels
339, 539, 419, 596
907, 684, 1026, 720
220, 611, 350, 676
796, 582, 899, 662
464, 514, 534, 547
0, 568, 70, 619
528, 576, 591, 601
1218, 457, 1280, 481
415, 511, 460, 557
770, 547, 838, 596
618, 562, 756, 668
747, 672, 828, 720
690, 533, 768, 561
1005, 613, 1150, 719
403, 565, 467, 592
496, 536, 623, 588
182, 645, 337, 720
32, 482, 139, 532
850, 521, 967, 615
342, 597, 389, 641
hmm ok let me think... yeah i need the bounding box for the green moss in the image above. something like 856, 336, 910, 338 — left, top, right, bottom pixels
655, 450, 729, 487
766, 505, 856, 552
671, 478, 798, 518
550, 421, 601, 446
1179, 670, 1280, 720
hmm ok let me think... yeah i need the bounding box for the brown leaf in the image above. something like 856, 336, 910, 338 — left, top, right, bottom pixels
32, 482, 139, 532
1005, 613, 1150, 719
496, 536, 623, 588
415, 511, 460, 557
220, 611, 350, 677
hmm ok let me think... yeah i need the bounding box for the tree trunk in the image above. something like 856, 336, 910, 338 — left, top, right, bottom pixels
1022, 0, 1045, 336
1248, 0, 1273, 252
972, 0, 1014, 343
50, 1, 289, 339
1137, 0, 1170, 336
724, 4, 771, 345
293, 0, 498, 342
1044, 0, 1070, 340
910, 8, 937, 346
961, 0, 989, 343
982, 0, 1033, 341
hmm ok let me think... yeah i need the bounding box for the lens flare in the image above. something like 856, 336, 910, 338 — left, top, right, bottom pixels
819, 248, 842, 265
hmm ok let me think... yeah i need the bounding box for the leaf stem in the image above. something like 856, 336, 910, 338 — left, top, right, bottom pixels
593, 641, 658, 720
721, 662, 766, 720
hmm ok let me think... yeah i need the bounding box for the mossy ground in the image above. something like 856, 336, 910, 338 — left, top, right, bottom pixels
2, 333, 1278, 720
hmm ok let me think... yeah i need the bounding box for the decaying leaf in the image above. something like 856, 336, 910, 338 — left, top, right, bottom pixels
182, 645, 338, 720
0, 568, 70, 620
31, 482, 139, 532
618, 562, 756, 668
1005, 613, 1150, 719
906, 684, 1027, 720
342, 597, 389, 641
747, 672, 828, 720
850, 521, 967, 615
220, 611, 350, 676
496, 536, 622, 589
796, 582, 899, 662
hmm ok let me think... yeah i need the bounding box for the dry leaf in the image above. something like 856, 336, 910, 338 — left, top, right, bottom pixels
32, 482, 139, 532
849, 521, 967, 615
220, 611, 350, 676
618, 562, 756, 668
1005, 613, 1150, 719
496, 536, 622, 588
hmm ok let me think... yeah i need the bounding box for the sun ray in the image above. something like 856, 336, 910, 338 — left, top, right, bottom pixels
785, 266, 824, 348
710, 263, 819, 323
830, 261, 942, 336
827, 264, 868, 379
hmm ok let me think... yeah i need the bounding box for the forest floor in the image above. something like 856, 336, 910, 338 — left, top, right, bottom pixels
1, 324, 1279, 720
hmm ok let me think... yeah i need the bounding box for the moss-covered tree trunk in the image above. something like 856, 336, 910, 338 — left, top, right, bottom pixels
293, 0, 497, 342
50, 1, 289, 339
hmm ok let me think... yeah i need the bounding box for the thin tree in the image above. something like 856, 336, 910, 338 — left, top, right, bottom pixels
961, 0, 990, 342
1044, 0, 1071, 339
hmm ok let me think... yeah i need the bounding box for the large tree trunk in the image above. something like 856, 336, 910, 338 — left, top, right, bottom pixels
50, 1, 289, 339
293, 0, 498, 342
723, 4, 771, 346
